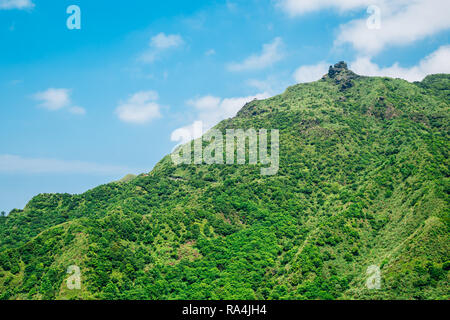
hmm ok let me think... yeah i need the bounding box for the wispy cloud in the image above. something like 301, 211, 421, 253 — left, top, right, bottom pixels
227, 37, 283, 72
246, 74, 290, 95
69, 106, 86, 115
115, 91, 162, 124
0, 0, 34, 10
171, 92, 269, 144
205, 49, 216, 56
139, 33, 184, 63
151, 33, 183, 49
246, 79, 274, 93
33, 88, 86, 115
0, 154, 138, 175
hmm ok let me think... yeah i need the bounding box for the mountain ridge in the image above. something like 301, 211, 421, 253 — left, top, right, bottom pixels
0, 65, 449, 300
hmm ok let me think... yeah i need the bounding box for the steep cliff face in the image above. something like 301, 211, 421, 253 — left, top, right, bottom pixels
0, 68, 448, 300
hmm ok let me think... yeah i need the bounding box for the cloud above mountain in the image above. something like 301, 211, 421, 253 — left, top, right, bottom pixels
227, 37, 284, 72
171, 92, 269, 144
115, 91, 162, 124
292, 45, 450, 84
293, 62, 329, 83
335, 0, 450, 55
278, 0, 450, 56
350, 45, 450, 82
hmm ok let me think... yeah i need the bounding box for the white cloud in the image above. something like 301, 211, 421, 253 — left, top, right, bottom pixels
187, 95, 222, 111
291, 45, 450, 84
140, 33, 184, 63
350, 45, 450, 82
293, 62, 329, 83
150, 33, 184, 49
171, 92, 269, 144
277, 1, 450, 56
336, 0, 450, 55
186, 93, 270, 128
0, 0, 34, 10
228, 37, 284, 72
277, 0, 371, 16
171, 121, 203, 145
33, 88, 85, 115
34, 88, 71, 111
115, 91, 162, 124
0, 154, 137, 175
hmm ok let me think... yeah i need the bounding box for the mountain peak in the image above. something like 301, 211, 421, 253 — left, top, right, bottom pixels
328, 61, 349, 77
323, 61, 359, 90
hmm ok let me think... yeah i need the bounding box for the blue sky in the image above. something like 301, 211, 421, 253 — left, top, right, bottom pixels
0, 0, 449, 213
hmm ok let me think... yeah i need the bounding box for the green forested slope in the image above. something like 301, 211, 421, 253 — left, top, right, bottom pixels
0, 63, 448, 300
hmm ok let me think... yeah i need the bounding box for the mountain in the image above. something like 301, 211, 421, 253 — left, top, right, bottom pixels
0, 62, 448, 300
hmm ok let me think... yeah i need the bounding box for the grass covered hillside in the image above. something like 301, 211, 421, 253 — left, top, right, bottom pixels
0, 62, 448, 300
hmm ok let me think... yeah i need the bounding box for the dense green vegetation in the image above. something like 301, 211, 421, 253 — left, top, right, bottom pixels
0, 63, 448, 300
